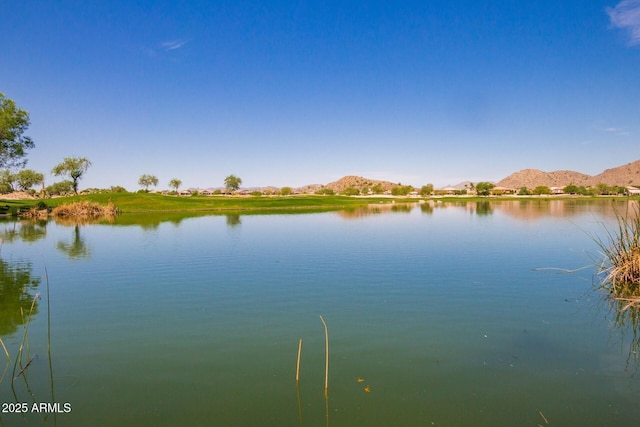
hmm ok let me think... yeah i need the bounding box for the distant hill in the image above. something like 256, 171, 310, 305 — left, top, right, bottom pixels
322, 176, 398, 193
588, 160, 640, 187
497, 160, 640, 189
497, 169, 591, 189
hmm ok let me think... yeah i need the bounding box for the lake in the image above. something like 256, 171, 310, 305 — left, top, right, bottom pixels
1, 199, 639, 426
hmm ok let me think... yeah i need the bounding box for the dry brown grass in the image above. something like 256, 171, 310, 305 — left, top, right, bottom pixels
51, 201, 118, 217
596, 202, 640, 292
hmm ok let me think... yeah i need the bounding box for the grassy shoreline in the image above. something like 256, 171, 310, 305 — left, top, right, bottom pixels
0, 193, 638, 215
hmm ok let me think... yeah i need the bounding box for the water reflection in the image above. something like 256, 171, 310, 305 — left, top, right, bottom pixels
0, 258, 40, 336
0, 220, 47, 243
425, 199, 633, 220
597, 290, 640, 373
56, 225, 90, 259
226, 214, 241, 227
333, 199, 636, 220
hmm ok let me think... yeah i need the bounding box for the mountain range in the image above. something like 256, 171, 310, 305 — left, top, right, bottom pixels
495, 160, 640, 189
295, 160, 640, 193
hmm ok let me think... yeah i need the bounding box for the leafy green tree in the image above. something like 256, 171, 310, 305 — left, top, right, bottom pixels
563, 184, 579, 194
533, 186, 552, 195
343, 187, 360, 196
391, 185, 413, 196
51, 157, 91, 194
224, 174, 242, 192
475, 182, 495, 196
420, 184, 434, 197
169, 178, 182, 192
15, 169, 44, 191
371, 183, 385, 194
109, 185, 128, 193
46, 180, 74, 196
280, 186, 292, 196
315, 188, 334, 195
138, 174, 159, 191
518, 187, 531, 195
0, 93, 35, 169
0, 169, 16, 193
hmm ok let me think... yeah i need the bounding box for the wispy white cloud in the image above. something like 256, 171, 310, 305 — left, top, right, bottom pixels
139, 39, 189, 59
604, 126, 630, 136
607, 0, 640, 45
161, 40, 188, 51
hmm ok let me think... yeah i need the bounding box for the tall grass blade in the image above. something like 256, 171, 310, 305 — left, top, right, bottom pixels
319, 315, 329, 395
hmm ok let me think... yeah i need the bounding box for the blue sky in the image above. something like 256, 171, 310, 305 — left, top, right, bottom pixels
2, 0, 639, 190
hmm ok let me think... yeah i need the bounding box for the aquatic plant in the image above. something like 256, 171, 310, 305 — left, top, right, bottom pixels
51, 200, 117, 217
594, 202, 640, 293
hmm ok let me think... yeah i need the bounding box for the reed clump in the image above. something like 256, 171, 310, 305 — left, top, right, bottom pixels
595, 203, 640, 293
51, 201, 118, 218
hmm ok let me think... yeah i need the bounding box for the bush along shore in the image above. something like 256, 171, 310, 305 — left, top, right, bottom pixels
594, 202, 640, 305
16, 200, 118, 219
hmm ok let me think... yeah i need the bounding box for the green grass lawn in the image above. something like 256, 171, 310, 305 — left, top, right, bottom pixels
0, 193, 417, 214
1, 192, 636, 216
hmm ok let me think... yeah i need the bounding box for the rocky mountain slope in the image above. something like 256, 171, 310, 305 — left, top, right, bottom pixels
497, 160, 640, 189
588, 160, 640, 187
322, 176, 398, 193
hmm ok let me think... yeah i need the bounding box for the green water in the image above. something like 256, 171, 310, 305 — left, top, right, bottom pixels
0, 200, 639, 426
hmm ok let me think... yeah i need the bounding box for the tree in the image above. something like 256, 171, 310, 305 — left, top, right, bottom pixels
0, 93, 35, 169
532, 186, 552, 195
315, 188, 334, 195
563, 184, 579, 195
46, 180, 74, 196
0, 170, 16, 193
518, 187, 531, 195
475, 182, 495, 196
51, 157, 91, 195
224, 174, 242, 192
138, 174, 158, 191
280, 186, 292, 196
391, 185, 413, 196
169, 178, 182, 192
343, 186, 360, 196
420, 184, 434, 197
371, 183, 385, 194
15, 169, 44, 191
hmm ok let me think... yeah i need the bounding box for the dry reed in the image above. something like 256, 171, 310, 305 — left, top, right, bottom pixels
0, 338, 8, 361
51, 201, 118, 218
296, 339, 302, 383
319, 315, 329, 395
12, 295, 39, 382
594, 202, 640, 292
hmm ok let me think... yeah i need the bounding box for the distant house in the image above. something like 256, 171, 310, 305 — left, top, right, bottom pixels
440, 186, 458, 195
492, 186, 516, 195
627, 186, 640, 195
178, 189, 192, 196
550, 187, 564, 195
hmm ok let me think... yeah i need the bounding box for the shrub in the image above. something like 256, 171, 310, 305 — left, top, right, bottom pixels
51, 201, 118, 217
533, 186, 552, 195
391, 185, 413, 196
315, 188, 335, 195
371, 184, 385, 194
280, 187, 292, 196
594, 203, 640, 292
